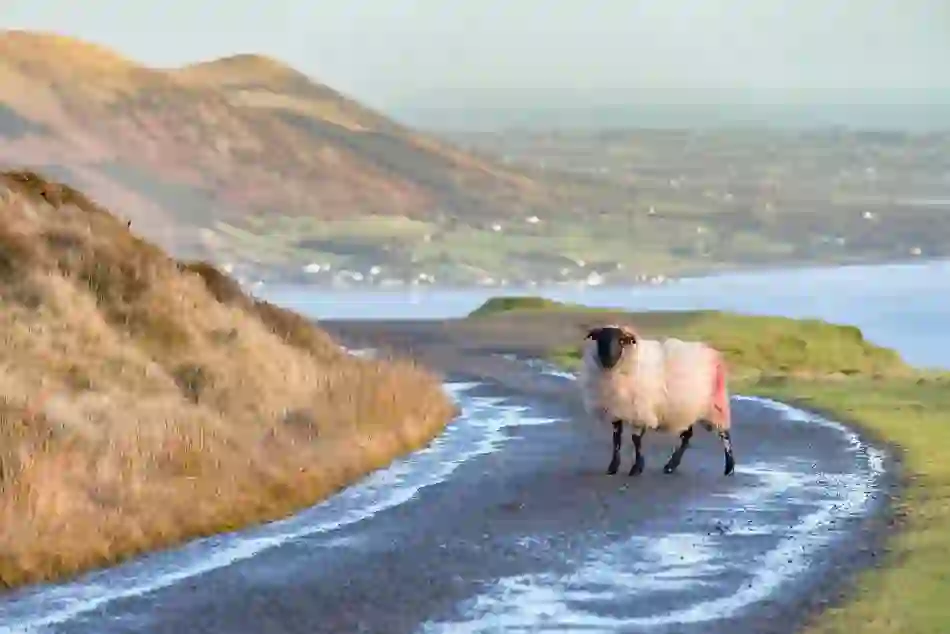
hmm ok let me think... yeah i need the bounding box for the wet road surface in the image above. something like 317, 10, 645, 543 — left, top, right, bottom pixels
0, 317, 898, 634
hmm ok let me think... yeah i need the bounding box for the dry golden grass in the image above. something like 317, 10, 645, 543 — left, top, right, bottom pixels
0, 30, 152, 104
0, 30, 139, 77
0, 170, 457, 589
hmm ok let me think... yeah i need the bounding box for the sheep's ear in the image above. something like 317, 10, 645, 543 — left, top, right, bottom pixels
617, 325, 638, 346
585, 327, 602, 340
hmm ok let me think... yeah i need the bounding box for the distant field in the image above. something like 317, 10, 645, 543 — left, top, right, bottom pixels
222, 127, 950, 285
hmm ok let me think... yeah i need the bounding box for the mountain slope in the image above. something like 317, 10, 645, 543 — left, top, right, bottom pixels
0, 30, 551, 264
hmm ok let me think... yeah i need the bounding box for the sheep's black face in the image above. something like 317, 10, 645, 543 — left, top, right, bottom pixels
587, 326, 636, 370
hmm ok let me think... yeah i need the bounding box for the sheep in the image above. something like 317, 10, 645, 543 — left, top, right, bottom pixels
578, 324, 735, 477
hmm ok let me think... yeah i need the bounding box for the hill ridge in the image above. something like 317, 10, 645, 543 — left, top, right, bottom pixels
0, 29, 555, 278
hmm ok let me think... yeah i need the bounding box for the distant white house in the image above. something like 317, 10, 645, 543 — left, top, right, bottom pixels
585, 272, 605, 286
334, 270, 363, 283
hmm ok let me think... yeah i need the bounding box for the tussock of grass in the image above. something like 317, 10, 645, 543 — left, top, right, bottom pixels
0, 170, 457, 589
487, 295, 950, 633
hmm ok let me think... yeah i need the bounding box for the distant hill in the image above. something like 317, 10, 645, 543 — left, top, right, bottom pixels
0, 30, 553, 264
4, 31, 948, 286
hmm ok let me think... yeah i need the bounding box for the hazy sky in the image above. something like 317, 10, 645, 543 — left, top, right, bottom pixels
3, 0, 948, 110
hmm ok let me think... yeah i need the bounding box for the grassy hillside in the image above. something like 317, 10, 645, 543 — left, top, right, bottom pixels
471, 296, 950, 633
0, 170, 456, 589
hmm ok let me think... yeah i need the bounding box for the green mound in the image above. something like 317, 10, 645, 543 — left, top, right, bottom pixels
468, 295, 606, 316
471, 295, 908, 379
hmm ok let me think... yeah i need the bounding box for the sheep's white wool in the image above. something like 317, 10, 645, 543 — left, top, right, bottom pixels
579, 334, 729, 434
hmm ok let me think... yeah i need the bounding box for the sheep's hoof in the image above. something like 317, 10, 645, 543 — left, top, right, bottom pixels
662, 456, 681, 474
628, 458, 644, 476
606, 458, 620, 475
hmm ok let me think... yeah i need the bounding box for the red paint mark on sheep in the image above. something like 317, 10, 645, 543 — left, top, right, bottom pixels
711, 355, 730, 423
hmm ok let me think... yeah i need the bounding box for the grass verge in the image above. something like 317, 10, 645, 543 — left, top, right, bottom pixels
0, 170, 457, 589
469, 296, 950, 633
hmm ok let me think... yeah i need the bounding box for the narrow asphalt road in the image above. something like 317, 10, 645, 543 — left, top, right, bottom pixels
0, 316, 898, 634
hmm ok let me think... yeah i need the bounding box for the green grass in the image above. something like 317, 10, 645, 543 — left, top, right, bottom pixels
473, 295, 950, 633
746, 378, 950, 634
208, 191, 944, 284
469, 297, 909, 380
213, 212, 731, 281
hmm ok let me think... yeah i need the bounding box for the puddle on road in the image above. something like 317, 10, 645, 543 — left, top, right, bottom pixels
0, 352, 560, 634
0, 350, 888, 634
419, 359, 887, 634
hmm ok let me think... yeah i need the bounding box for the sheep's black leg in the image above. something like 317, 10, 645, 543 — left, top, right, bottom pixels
607, 419, 623, 475
663, 425, 694, 474
628, 427, 646, 476
720, 429, 735, 476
